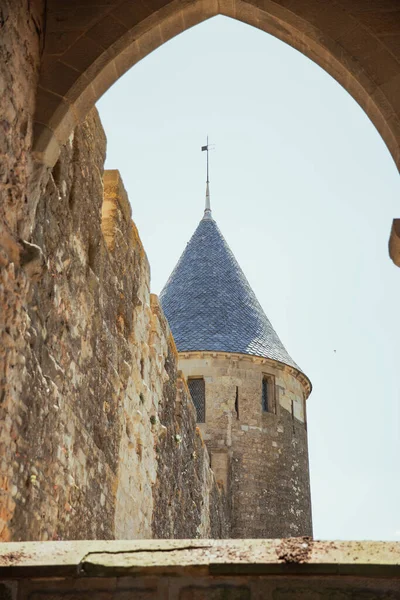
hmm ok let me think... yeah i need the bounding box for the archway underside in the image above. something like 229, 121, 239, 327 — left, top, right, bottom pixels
36, 0, 400, 262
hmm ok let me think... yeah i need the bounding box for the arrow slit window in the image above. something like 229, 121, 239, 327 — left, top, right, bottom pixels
188, 377, 205, 423
262, 374, 276, 414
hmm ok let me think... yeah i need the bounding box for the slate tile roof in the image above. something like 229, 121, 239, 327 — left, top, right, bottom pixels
159, 213, 301, 371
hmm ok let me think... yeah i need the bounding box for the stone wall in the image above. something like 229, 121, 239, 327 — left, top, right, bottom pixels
0, 0, 46, 543
179, 352, 312, 538
151, 322, 229, 539
0, 107, 227, 541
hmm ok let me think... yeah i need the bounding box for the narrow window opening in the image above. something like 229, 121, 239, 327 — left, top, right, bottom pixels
291, 399, 296, 434
235, 386, 239, 419
188, 377, 205, 423
262, 377, 269, 412
262, 374, 276, 414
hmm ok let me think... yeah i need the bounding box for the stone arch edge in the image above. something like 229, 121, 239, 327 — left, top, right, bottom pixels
33, 0, 400, 173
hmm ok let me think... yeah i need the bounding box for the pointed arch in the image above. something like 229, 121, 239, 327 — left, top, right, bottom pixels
35, 0, 400, 175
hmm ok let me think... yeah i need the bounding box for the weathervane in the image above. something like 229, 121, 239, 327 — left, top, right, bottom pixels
201, 137, 214, 217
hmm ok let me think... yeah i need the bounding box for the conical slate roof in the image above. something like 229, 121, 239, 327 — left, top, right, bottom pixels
159, 211, 300, 371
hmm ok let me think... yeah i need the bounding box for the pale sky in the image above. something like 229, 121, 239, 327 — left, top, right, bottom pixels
97, 16, 400, 541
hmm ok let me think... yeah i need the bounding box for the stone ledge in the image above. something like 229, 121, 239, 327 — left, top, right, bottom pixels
0, 539, 399, 579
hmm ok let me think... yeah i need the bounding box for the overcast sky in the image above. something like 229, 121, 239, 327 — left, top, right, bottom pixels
97, 16, 400, 541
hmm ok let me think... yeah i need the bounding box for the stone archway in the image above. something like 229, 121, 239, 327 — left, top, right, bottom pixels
35, 0, 400, 176
2, 0, 400, 543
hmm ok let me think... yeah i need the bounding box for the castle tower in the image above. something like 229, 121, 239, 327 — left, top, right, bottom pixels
159, 170, 312, 539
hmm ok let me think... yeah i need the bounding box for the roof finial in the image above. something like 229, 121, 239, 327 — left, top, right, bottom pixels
201, 136, 212, 219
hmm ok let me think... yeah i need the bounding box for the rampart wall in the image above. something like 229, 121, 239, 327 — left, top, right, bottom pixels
0, 0, 46, 540
0, 74, 228, 539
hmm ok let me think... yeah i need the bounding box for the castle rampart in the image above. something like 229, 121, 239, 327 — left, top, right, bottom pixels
0, 107, 228, 541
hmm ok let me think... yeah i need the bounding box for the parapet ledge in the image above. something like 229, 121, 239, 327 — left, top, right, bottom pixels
0, 540, 399, 579
101, 169, 146, 264
150, 293, 179, 362
103, 170, 131, 222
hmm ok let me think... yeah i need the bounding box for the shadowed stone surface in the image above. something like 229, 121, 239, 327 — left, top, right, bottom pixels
160, 214, 301, 370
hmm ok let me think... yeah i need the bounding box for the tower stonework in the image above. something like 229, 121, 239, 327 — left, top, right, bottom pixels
160, 203, 313, 539
179, 352, 312, 538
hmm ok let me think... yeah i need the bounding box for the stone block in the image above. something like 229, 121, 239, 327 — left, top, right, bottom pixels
62, 35, 105, 72
389, 218, 400, 267
87, 15, 128, 50
180, 587, 251, 600
39, 59, 79, 97
115, 591, 157, 600
111, 1, 153, 30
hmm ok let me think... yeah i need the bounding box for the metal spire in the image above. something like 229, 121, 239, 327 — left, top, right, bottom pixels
201, 137, 212, 219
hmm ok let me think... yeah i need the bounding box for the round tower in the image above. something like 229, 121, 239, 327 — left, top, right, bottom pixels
159, 177, 312, 538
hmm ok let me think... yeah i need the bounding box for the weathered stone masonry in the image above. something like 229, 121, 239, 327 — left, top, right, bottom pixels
0, 0, 46, 541
178, 351, 312, 539
0, 105, 227, 541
